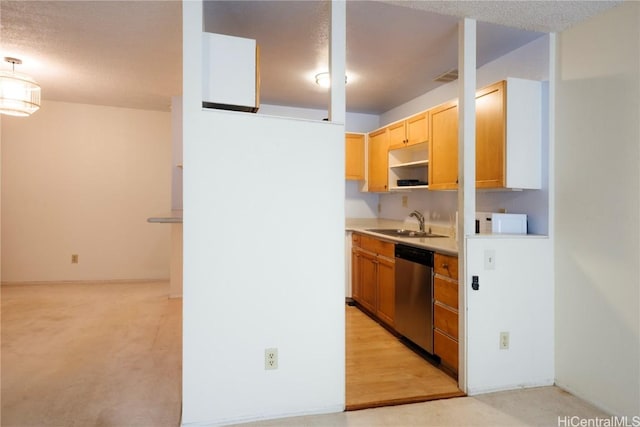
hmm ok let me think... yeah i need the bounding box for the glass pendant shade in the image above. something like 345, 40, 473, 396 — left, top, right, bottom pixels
0, 70, 41, 117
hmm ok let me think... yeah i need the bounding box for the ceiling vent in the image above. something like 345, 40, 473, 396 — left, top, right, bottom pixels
434, 69, 458, 83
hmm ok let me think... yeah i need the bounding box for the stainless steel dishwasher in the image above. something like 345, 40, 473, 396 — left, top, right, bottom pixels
394, 244, 434, 354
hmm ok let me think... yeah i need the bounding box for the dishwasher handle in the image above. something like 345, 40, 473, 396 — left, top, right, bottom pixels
395, 244, 434, 267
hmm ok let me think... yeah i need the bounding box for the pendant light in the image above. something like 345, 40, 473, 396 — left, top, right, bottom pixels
0, 57, 41, 117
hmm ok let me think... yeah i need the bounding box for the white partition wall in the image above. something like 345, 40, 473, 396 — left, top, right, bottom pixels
466, 236, 554, 394
181, 1, 346, 425
555, 2, 640, 417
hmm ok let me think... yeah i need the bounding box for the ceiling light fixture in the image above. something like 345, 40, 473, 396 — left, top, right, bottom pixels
315, 72, 347, 89
0, 57, 41, 117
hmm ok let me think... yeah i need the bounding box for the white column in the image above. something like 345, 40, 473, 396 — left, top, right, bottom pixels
329, 0, 346, 124
457, 17, 476, 394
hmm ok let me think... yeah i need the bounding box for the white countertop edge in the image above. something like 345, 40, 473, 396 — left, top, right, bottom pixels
467, 233, 549, 239
147, 217, 183, 224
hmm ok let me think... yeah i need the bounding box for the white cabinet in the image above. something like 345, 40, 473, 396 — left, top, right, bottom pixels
503, 78, 542, 189
202, 32, 260, 113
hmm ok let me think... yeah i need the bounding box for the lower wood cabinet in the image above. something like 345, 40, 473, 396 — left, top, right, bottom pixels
433, 252, 459, 374
376, 256, 395, 326
351, 233, 395, 327
434, 329, 458, 372
358, 250, 378, 314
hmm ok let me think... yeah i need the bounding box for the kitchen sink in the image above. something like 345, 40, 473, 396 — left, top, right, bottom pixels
366, 229, 448, 238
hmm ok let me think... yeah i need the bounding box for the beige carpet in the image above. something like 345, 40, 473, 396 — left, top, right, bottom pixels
1, 281, 182, 427
235, 386, 610, 426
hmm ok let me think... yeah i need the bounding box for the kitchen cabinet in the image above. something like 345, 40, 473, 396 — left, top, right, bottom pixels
202, 32, 260, 113
388, 111, 429, 150
429, 101, 459, 190
428, 78, 542, 191
367, 128, 389, 192
351, 233, 395, 327
388, 143, 429, 191
433, 252, 459, 374
358, 250, 378, 314
351, 234, 361, 302
476, 81, 505, 188
482, 78, 542, 189
376, 256, 395, 326
345, 133, 365, 181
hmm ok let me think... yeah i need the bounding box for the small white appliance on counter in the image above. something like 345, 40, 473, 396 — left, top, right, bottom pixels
202, 32, 260, 113
476, 212, 527, 234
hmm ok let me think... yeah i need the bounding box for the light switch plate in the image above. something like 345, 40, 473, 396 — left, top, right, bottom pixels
484, 249, 496, 270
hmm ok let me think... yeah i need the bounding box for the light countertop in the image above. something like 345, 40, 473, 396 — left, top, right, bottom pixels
346, 218, 459, 256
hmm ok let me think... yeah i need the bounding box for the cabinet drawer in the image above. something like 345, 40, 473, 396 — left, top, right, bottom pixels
361, 235, 395, 258
434, 276, 458, 309
434, 253, 458, 280
434, 329, 458, 372
352, 233, 361, 247
434, 302, 458, 339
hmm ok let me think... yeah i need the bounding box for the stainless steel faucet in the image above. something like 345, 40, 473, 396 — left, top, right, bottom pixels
409, 210, 425, 232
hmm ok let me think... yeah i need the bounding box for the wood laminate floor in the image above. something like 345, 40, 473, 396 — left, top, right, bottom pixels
346, 304, 464, 410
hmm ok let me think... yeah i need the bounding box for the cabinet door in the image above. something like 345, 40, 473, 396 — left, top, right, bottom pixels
367, 128, 389, 192
351, 248, 361, 302
359, 251, 377, 314
476, 81, 505, 188
434, 329, 458, 373
387, 121, 407, 150
429, 101, 458, 190
345, 133, 365, 181
376, 256, 395, 326
406, 111, 429, 146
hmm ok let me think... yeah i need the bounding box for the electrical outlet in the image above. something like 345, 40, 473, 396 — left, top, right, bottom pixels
377, 203, 381, 214
401, 195, 408, 207
500, 332, 510, 350
265, 348, 278, 370
71, 254, 79, 264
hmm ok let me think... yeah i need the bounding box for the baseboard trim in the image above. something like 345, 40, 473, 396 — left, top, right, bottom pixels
1, 278, 169, 286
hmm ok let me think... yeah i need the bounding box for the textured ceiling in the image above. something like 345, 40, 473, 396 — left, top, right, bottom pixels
204, 0, 547, 114
0, 0, 182, 111
0, 0, 622, 114
383, 0, 622, 33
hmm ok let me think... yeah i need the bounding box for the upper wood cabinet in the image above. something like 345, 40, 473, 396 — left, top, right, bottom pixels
429, 100, 459, 190
429, 78, 542, 191
367, 128, 389, 192
345, 133, 365, 181
388, 111, 429, 150
476, 81, 506, 188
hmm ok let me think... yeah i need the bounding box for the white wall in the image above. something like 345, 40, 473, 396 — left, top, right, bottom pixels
380, 35, 550, 126
466, 236, 554, 394
182, 3, 345, 425
171, 96, 184, 210
555, 2, 640, 417
259, 104, 379, 133
345, 181, 378, 218
378, 35, 551, 234
259, 103, 380, 219
1, 101, 172, 282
